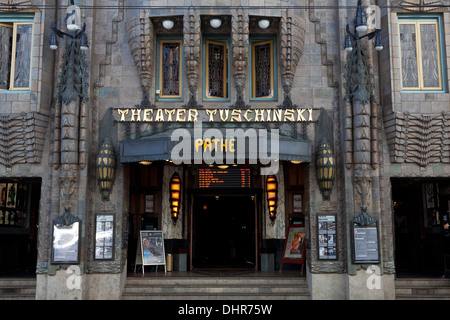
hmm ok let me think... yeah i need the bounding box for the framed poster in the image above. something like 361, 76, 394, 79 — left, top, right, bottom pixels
95, 214, 115, 260
145, 195, 154, 213
52, 221, 80, 264
139, 230, 166, 268
6, 183, 17, 208
292, 194, 303, 213
351, 222, 380, 264
318, 214, 337, 260
280, 225, 306, 272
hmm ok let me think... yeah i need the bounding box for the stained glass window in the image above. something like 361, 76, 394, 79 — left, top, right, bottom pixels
399, 18, 443, 91
206, 40, 227, 99
159, 39, 182, 98
252, 40, 274, 99
0, 21, 33, 91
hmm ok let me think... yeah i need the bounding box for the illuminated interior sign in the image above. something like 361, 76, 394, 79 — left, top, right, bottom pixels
198, 168, 251, 189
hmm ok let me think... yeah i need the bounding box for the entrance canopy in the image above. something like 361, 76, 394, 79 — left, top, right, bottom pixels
119, 130, 312, 163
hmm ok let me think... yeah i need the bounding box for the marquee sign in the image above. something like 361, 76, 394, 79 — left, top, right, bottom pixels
114, 107, 318, 123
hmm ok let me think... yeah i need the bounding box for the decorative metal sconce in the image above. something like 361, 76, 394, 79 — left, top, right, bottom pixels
169, 173, 181, 224
315, 139, 335, 201
96, 138, 116, 201
266, 175, 278, 222
343, 0, 383, 53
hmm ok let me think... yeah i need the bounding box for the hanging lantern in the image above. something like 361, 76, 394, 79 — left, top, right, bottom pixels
169, 173, 181, 224
96, 138, 116, 201
266, 175, 278, 222
315, 139, 335, 201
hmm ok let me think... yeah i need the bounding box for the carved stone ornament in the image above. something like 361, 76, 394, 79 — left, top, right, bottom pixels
280, 9, 306, 107
126, 9, 154, 102
351, 211, 377, 226
389, 112, 450, 166
0, 0, 33, 11
231, 7, 249, 109
183, 7, 201, 108
392, 0, 447, 12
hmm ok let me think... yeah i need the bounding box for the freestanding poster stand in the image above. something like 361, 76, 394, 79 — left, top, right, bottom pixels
280, 224, 306, 274
134, 230, 166, 274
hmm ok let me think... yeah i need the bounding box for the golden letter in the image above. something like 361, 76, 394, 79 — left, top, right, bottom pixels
284, 109, 295, 122
118, 109, 129, 121
308, 108, 313, 121
265, 109, 272, 121
297, 109, 306, 121
143, 109, 153, 121
195, 139, 203, 152
155, 109, 164, 121
204, 139, 211, 152
176, 109, 186, 121
212, 138, 220, 151
244, 110, 253, 122
206, 109, 217, 122
165, 109, 176, 121
273, 109, 282, 122
255, 109, 264, 122
219, 109, 229, 122
188, 109, 199, 122
229, 138, 236, 152
131, 109, 141, 121
231, 109, 242, 122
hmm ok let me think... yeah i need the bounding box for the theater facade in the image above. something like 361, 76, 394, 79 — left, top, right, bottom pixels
0, 0, 449, 300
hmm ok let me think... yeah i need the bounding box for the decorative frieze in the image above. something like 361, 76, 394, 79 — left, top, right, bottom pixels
0, 112, 47, 166
280, 9, 306, 107
231, 7, 249, 108
126, 9, 154, 102
183, 7, 201, 108
388, 112, 450, 166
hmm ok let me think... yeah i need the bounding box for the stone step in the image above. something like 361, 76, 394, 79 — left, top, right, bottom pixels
0, 278, 36, 300
395, 278, 450, 287
123, 276, 309, 300
122, 293, 310, 300
124, 284, 308, 294
395, 278, 450, 300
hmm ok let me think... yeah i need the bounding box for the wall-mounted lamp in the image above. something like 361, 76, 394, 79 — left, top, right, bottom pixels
169, 173, 181, 224
96, 138, 117, 201
315, 140, 335, 201
210, 18, 222, 28
162, 19, 175, 30
355, 2, 368, 33
258, 18, 270, 29
266, 175, 278, 222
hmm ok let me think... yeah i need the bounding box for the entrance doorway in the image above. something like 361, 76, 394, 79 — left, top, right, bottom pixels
392, 179, 450, 277
192, 194, 256, 269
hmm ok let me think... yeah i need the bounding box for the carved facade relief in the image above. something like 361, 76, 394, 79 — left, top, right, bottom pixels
126, 9, 154, 103
183, 7, 201, 107
280, 9, 306, 107
392, 0, 447, 12
0, 112, 47, 165
231, 7, 249, 108
389, 112, 450, 166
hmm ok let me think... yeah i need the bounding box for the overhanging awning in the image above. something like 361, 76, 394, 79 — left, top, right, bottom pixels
120, 131, 311, 163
